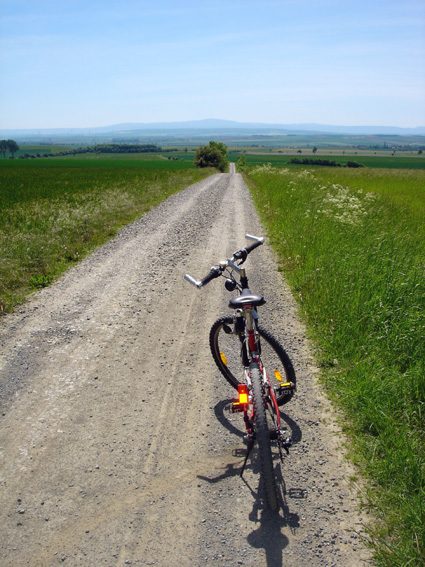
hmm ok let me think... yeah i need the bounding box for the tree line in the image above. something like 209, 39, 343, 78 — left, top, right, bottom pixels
14, 143, 163, 159
289, 157, 364, 168
92, 143, 161, 153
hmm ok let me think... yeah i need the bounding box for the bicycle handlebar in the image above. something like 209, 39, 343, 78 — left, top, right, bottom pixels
244, 237, 264, 255
184, 234, 264, 288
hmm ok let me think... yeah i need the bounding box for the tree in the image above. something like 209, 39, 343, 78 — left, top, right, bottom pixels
0, 140, 9, 159
194, 141, 228, 172
0, 139, 19, 158
237, 153, 247, 170
7, 140, 19, 158
312, 146, 318, 154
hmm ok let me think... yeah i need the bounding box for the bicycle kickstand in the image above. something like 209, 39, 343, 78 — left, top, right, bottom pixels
240, 437, 254, 478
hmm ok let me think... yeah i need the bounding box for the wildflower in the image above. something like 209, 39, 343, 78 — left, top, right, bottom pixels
321, 184, 368, 225
297, 170, 315, 179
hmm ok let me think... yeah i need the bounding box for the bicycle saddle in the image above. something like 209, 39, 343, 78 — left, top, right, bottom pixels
228, 294, 266, 309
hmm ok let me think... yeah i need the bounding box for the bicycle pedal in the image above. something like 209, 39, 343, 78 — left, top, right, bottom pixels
281, 436, 292, 454
276, 381, 296, 396
230, 400, 245, 413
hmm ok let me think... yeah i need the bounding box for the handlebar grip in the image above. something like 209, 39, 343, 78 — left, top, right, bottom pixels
244, 239, 264, 254
200, 267, 221, 286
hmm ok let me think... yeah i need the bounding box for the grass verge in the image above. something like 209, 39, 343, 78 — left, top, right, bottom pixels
0, 163, 213, 313
245, 164, 425, 566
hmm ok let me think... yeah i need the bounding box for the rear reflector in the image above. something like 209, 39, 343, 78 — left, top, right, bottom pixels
238, 384, 249, 405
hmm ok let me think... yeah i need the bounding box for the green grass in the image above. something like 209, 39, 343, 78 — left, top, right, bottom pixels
240, 153, 425, 169
2, 152, 197, 168
245, 164, 425, 566
0, 158, 213, 312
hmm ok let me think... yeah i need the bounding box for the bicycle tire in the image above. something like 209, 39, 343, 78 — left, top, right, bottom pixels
209, 316, 296, 405
250, 363, 279, 511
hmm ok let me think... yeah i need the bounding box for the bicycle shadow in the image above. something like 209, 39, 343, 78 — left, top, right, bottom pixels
245, 458, 306, 567
197, 398, 306, 567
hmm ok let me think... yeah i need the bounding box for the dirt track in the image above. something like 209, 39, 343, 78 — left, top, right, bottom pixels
0, 166, 372, 566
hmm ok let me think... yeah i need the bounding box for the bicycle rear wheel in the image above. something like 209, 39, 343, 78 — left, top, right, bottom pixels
209, 316, 296, 405
250, 363, 278, 511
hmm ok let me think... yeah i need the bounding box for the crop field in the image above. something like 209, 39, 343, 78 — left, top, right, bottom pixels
245, 164, 425, 566
6, 151, 197, 168
237, 152, 425, 170
13, 146, 62, 157
0, 157, 212, 312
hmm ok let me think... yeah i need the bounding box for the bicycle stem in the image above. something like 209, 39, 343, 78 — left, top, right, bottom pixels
230, 266, 250, 292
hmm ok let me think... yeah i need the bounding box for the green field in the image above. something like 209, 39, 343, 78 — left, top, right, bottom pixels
236, 152, 425, 170
0, 156, 212, 312
8, 144, 425, 169
4, 151, 197, 168
245, 164, 425, 566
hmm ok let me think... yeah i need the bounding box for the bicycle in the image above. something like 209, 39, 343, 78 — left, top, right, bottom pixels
185, 235, 296, 511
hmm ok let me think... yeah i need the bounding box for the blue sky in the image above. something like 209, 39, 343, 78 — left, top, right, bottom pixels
1, 0, 424, 129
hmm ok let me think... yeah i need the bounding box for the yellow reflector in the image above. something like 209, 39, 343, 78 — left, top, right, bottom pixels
274, 370, 283, 382
238, 384, 249, 405
220, 352, 228, 366
239, 392, 248, 404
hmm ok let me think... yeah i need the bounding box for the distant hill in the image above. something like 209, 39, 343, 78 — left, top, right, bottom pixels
2, 119, 425, 138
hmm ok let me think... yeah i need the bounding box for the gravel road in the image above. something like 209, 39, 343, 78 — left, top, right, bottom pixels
0, 166, 372, 566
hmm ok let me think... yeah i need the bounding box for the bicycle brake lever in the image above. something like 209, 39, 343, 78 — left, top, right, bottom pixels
234, 249, 248, 265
